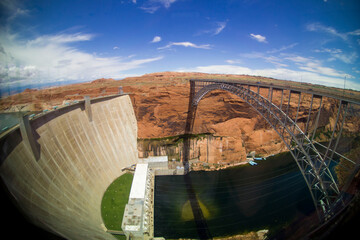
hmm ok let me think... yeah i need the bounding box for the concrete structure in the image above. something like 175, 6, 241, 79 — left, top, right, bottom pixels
140, 156, 168, 169
139, 156, 184, 176
154, 166, 185, 176
84, 95, 93, 121
122, 164, 154, 240
18, 113, 40, 160
129, 164, 149, 200
0, 95, 139, 240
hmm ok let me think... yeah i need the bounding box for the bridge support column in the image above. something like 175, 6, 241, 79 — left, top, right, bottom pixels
183, 81, 198, 173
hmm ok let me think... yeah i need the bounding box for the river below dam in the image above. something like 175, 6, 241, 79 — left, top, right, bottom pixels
154, 152, 316, 239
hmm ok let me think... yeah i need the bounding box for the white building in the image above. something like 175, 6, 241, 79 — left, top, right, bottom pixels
122, 164, 154, 240
140, 156, 168, 169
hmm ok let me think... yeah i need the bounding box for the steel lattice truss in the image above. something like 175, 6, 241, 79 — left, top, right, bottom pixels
185, 79, 360, 222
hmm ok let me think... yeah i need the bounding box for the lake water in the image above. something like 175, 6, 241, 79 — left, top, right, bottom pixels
154, 152, 316, 239
0, 113, 20, 133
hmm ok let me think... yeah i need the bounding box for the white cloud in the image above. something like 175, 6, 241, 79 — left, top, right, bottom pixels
283, 54, 351, 78
133, 0, 177, 8
151, 36, 161, 43
158, 41, 212, 50
1, 0, 30, 24
0, 32, 163, 89
331, 52, 357, 64
176, 64, 360, 90
353, 68, 360, 74
7, 8, 30, 22
140, 6, 160, 13
299, 64, 344, 78
314, 48, 358, 64
266, 43, 298, 54
214, 21, 227, 35
306, 23, 348, 40
241, 52, 288, 67
113, 46, 119, 50
306, 23, 360, 52
348, 29, 360, 36
28, 33, 94, 45
196, 21, 227, 36
284, 55, 312, 63
314, 48, 342, 54
250, 33, 267, 43
226, 59, 242, 64
306, 23, 360, 42
140, 0, 177, 13
178, 65, 253, 75
264, 56, 288, 67
240, 51, 354, 83
156, 0, 177, 8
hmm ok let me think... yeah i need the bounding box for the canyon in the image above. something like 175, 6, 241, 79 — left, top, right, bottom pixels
1, 72, 359, 165
1, 72, 360, 239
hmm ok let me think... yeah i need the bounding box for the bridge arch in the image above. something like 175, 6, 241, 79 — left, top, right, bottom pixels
185, 81, 348, 221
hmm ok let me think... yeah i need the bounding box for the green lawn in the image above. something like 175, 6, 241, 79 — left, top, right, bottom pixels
101, 173, 134, 240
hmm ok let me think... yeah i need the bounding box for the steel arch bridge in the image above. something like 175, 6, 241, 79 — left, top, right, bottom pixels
184, 79, 360, 222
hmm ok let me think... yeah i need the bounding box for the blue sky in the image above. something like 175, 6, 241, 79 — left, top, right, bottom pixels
1, 0, 360, 94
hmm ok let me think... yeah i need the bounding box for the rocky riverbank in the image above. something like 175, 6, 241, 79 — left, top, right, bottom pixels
213, 229, 269, 240
178, 229, 269, 240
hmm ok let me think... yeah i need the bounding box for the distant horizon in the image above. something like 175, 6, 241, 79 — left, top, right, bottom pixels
1, 71, 359, 98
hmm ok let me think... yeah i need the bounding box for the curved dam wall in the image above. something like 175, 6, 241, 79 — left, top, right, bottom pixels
0, 95, 138, 240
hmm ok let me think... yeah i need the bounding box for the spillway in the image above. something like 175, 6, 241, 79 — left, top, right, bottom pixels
0, 95, 139, 240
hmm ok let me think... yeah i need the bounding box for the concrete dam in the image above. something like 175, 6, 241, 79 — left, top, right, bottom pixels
0, 95, 139, 240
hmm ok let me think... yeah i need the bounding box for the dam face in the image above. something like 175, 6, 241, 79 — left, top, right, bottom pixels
0, 95, 139, 240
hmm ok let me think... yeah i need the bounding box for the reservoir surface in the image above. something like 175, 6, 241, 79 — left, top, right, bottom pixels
154, 152, 316, 238
0, 113, 19, 133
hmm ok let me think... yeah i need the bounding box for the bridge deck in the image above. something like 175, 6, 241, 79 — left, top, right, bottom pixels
192, 78, 360, 105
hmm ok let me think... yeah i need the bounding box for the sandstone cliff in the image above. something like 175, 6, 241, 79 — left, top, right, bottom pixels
1, 72, 359, 164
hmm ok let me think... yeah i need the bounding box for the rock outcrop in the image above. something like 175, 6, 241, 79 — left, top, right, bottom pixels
1, 72, 359, 164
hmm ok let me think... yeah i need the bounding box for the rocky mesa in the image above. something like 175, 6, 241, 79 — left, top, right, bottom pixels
1, 72, 359, 165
